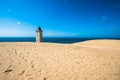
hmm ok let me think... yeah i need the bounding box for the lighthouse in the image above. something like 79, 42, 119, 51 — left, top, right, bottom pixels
36, 26, 43, 42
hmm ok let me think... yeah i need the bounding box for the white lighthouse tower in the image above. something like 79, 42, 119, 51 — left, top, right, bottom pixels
36, 26, 42, 42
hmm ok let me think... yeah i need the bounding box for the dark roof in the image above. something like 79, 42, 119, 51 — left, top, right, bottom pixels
38, 26, 42, 31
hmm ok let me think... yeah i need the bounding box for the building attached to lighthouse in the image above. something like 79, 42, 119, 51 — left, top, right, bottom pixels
36, 26, 42, 42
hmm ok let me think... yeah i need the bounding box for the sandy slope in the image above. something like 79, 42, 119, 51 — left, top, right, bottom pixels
0, 40, 120, 80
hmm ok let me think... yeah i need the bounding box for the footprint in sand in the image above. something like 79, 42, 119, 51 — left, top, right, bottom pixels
19, 70, 25, 75
0, 63, 2, 65
4, 69, 13, 74
4, 65, 14, 74
44, 77, 47, 80
15, 49, 17, 55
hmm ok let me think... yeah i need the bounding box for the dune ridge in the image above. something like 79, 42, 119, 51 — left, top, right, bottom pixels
0, 40, 120, 80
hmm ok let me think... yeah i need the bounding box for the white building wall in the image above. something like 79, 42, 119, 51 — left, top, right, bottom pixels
36, 31, 42, 42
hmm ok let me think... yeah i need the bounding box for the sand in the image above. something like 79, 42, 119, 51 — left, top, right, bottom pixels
0, 39, 120, 80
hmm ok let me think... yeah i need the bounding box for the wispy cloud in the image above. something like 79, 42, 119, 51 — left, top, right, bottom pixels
43, 29, 77, 37
93, 16, 108, 23
17, 22, 21, 25
0, 18, 35, 37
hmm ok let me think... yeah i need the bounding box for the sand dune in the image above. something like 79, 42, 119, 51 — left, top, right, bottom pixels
0, 40, 120, 80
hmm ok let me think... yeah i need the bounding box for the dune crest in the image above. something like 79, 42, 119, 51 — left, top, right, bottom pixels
0, 40, 120, 80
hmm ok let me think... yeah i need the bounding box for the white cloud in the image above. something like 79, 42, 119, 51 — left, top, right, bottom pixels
7, 9, 11, 12
17, 22, 21, 25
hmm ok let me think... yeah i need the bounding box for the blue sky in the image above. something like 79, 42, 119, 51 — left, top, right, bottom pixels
0, 0, 120, 38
